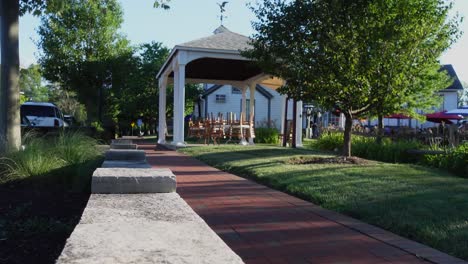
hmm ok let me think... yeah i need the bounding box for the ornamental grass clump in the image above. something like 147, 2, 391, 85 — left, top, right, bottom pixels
0, 132, 102, 185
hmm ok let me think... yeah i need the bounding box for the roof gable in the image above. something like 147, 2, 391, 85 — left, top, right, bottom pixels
440, 64, 463, 91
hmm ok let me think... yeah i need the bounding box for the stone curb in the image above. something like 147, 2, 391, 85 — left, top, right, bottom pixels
105, 149, 146, 161
56, 193, 244, 264
101, 160, 152, 169
91, 168, 176, 194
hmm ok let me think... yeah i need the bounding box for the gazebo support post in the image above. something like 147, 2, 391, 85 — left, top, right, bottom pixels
281, 95, 289, 147
172, 63, 186, 147
157, 77, 168, 144
295, 100, 303, 148
239, 86, 248, 145
248, 83, 256, 145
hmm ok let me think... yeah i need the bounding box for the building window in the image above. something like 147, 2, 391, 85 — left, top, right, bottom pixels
215, 94, 226, 103
232, 87, 242, 94
328, 113, 340, 127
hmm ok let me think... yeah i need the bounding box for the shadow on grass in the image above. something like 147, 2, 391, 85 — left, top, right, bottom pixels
0, 157, 103, 264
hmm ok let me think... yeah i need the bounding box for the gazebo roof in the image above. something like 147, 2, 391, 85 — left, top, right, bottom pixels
177, 25, 251, 52
156, 26, 283, 90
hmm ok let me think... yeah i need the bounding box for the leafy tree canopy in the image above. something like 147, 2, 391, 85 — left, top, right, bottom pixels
246, 0, 460, 156
37, 0, 130, 122
19, 64, 49, 102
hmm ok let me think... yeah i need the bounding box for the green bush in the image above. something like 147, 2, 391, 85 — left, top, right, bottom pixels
315, 132, 422, 163
314, 132, 344, 152
0, 132, 102, 190
424, 143, 468, 177
255, 127, 279, 144
352, 136, 422, 163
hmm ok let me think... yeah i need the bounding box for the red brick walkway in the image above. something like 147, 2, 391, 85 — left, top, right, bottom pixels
141, 144, 453, 264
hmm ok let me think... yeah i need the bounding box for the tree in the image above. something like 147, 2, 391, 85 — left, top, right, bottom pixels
364, 0, 460, 142
0, 0, 168, 152
19, 64, 49, 102
36, 0, 131, 124
48, 83, 87, 124
246, 0, 460, 157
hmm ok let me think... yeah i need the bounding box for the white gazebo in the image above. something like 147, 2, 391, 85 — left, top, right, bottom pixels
156, 26, 303, 147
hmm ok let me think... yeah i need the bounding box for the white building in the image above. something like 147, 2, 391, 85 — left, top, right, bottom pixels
194, 84, 293, 129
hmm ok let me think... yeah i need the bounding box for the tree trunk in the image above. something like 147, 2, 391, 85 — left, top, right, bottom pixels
343, 113, 353, 157
0, 0, 21, 153
376, 114, 384, 144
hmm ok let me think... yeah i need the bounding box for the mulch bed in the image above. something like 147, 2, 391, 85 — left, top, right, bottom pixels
0, 185, 89, 264
287, 156, 370, 165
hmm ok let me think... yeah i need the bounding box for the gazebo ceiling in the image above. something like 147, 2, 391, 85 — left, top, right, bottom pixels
168, 58, 263, 81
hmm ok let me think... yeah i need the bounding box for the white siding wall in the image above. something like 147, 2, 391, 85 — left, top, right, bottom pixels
204, 85, 269, 126
439, 91, 458, 111
200, 85, 294, 130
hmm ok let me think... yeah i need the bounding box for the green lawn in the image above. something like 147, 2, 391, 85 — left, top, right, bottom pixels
180, 144, 468, 261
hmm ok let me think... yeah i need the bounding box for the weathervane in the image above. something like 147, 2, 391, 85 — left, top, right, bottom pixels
217, 1, 229, 25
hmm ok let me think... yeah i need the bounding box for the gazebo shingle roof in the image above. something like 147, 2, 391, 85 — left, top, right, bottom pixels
177, 26, 252, 52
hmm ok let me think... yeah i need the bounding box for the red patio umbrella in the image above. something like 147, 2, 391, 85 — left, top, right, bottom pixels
425, 111, 463, 124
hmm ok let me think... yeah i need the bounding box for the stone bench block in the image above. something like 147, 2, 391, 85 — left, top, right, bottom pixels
91, 168, 176, 194
110, 143, 138, 150
56, 193, 244, 264
101, 160, 152, 169
105, 149, 146, 161
111, 139, 133, 145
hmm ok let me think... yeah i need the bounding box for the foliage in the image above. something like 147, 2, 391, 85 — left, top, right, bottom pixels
37, 0, 130, 122
181, 145, 468, 261
0, 132, 102, 187
48, 84, 87, 123
351, 136, 422, 164
245, 0, 460, 156
254, 128, 279, 144
312, 132, 344, 152
19, 64, 49, 102
314, 132, 422, 163
424, 143, 468, 177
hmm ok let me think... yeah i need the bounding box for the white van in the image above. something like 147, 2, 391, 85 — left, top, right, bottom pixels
21, 102, 67, 128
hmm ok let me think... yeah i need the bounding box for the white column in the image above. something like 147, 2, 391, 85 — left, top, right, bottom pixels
239, 86, 248, 145
280, 94, 287, 135
295, 100, 303, 148
248, 84, 256, 145
158, 77, 167, 144
172, 64, 186, 147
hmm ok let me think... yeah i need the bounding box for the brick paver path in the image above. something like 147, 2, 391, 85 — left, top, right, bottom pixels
141, 144, 441, 264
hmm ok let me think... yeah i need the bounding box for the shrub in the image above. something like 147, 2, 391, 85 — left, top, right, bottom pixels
352, 136, 422, 163
315, 132, 422, 163
424, 143, 468, 177
255, 127, 279, 144
314, 132, 343, 152
0, 132, 102, 189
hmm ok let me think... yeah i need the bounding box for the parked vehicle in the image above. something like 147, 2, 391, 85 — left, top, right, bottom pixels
21, 102, 67, 128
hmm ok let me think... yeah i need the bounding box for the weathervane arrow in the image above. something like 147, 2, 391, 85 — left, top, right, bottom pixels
217, 1, 229, 25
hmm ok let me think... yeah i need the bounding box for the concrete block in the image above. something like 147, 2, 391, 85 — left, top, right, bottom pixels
105, 149, 146, 161
110, 143, 138, 150
91, 168, 176, 193
101, 160, 152, 169
56, 193, 244, 264
111, 139, 133, 145
122, 136, 139, 139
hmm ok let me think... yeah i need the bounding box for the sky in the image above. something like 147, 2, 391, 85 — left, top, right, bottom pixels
15, 0, 468, 83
